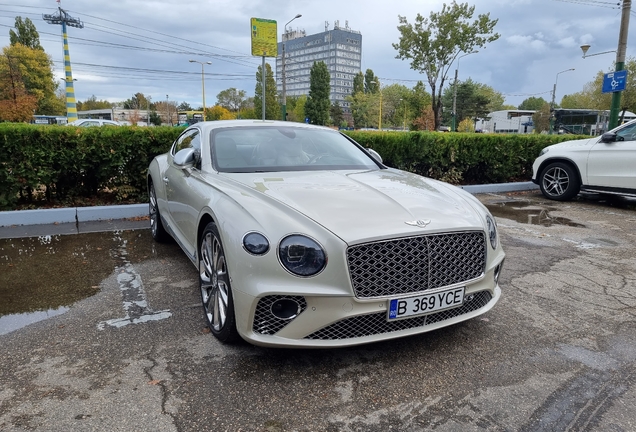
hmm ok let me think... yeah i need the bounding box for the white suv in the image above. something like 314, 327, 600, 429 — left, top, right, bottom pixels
532, 119, 636, 200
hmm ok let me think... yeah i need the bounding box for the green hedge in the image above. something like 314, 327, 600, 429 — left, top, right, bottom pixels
0, 124, 586, 210
344, 131, 585, 185
0, 124, 183, 209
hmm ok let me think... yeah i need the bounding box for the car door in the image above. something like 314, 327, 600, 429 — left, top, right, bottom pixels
587, 122, 636, 190
165, 128, 203, 256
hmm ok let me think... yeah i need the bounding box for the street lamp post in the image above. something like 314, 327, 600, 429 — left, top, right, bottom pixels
549, 68, 575, 134
400, 98, 407, 130
282, 14, 302, 121
189, 60, 212, 121
452, 51, 478, 132
166, 94, 171, 126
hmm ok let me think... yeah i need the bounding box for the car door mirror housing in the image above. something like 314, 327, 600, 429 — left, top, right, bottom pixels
367, 148, 383, 164
174, 148, 196, 167
601, 132, 617, 143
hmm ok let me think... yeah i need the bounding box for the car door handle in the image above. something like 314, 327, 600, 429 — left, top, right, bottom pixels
163, 176, 169, 184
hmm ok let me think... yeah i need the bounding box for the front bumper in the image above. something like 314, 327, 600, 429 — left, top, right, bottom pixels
231, 262, 503, 348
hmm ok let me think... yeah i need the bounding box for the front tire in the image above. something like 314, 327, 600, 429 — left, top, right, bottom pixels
149, 181, 170, 242
539, 162, 580, 201
199, 222, 239, 343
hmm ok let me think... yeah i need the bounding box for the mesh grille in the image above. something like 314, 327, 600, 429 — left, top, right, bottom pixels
305, 291, 492, 340
253, 295, 307, 335
347, 231, 486, 298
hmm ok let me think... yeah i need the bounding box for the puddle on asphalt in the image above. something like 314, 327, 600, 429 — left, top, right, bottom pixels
0, 230, 163, 335
486, 201, 586, 228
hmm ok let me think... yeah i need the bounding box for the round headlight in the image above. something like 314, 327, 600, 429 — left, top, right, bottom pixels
243, 232, 269, 255
278, 235, 326, 277
486, 215, 498, 249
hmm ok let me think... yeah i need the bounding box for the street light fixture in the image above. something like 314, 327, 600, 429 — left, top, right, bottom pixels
579, 44, 615, 58
452, 51, 478, 132
549, 68, 575, 134
189, 60, 212, 121
281, 13, 302, 121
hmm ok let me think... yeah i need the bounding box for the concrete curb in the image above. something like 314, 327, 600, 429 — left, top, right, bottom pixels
0, 182, 539, 227
0, 204, 148, 227
460, 181, 538, 194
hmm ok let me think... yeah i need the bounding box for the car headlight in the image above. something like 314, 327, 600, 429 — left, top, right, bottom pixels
278, 235, 326, 277
486, 215, 498, 249
539, 147, 550, 156
243, 232, 270, 255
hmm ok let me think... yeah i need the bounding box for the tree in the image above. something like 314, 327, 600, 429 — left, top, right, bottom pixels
364, 69, 379, 94
353, 72, 364, 95
0, 54, 37, 121
178, 101, 193, 111
216, 87, 246, 113
407, 81, 432, 128
304, 61, 331, 125
1, 44, 62, 115
393, 1, 500, 130
457, 118, 475, 132
348, 91, 372, 128
123, 93, 151, 110
518, 96, 548, 111
442, 78, 491, 124
206, 105, 234, 120
149, 111, 162, 126
254, 63, 279, 120
77, 95, 112, 111
412, 105, 436, 131
286, 95, 307, 122
9, 17, 42, 50
532, 103, 551, 133
330, 101, 344, 126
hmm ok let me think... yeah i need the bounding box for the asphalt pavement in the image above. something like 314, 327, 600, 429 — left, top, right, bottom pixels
2, 185, 636, 431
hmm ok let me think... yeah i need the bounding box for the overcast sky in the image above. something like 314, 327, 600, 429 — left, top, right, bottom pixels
1, 0, 633, 110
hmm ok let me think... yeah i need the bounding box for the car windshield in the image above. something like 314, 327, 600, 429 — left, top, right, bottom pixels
210, 126, 381, 173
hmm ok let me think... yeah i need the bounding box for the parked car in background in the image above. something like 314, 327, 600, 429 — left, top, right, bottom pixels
532, 118, 636, 201
66, 119, 121, 127
147, 120, 505, 348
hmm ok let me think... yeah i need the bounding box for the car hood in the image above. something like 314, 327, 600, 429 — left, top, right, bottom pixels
546, 136, 598, 151
223, 169, 484, 244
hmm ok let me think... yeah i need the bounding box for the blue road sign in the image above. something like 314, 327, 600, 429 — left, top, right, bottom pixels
602, 70, 628, 93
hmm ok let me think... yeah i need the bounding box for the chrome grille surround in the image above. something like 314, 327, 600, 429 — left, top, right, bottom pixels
253, 295, 307, 335
347, 231, 486, 298
305, 291, 492, 340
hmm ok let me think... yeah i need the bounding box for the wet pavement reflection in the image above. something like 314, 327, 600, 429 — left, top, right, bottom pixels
485, 201, 586, 227
0, 229, 161, 334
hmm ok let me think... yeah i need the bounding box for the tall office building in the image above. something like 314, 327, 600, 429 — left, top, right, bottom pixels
276, 20, 362, 117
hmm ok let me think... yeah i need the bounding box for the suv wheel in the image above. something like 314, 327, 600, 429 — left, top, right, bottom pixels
539, 162, 580, 201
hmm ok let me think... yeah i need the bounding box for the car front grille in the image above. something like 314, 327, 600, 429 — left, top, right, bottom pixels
347, 231, 486, 298
253, 295, 307, 335
304, 291, 492, 340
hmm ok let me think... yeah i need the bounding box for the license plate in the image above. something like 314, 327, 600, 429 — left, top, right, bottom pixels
388, 287, 465, 320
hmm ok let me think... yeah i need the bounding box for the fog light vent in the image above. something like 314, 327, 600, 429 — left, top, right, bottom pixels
253, 295, 307, 335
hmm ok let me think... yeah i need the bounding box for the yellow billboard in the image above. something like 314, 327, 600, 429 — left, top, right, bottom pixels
251, 18, 277, 57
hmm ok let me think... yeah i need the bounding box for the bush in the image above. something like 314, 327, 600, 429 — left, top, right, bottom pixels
0, 124, 585, 210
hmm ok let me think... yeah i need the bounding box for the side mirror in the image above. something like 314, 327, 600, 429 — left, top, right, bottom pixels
367, 148, 383, 164
174, 148, 196, 167
600, 132, 617, 143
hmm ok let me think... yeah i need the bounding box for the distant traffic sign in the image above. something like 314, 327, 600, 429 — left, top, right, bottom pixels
250, 18, 277, 57
602, 70, 628, 93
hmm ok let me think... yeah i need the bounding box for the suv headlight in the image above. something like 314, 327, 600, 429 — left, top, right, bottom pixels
539, 147, 550, 156
278, 235, 327, 277
486, 215, 498, 249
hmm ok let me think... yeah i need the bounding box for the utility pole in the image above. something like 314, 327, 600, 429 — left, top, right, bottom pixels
43, 1, 83, 122
608, 0, 631, 129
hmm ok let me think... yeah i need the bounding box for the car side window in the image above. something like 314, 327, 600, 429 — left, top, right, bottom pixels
172, 129, 201, 155
615, 123, 636, 142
